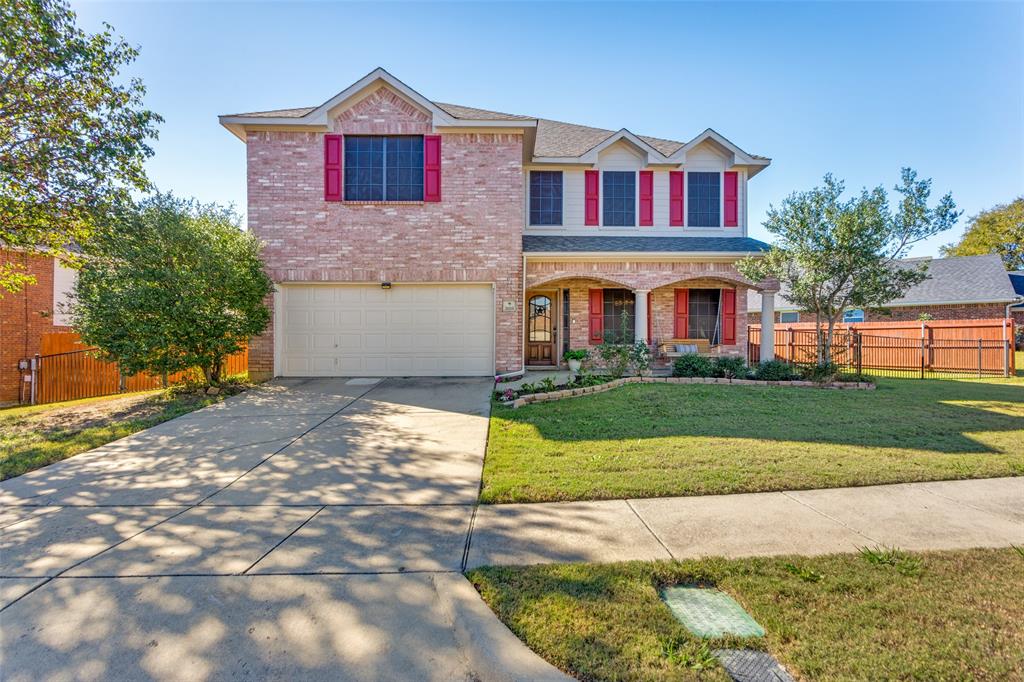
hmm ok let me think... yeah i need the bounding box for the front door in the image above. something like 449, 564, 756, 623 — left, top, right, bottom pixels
526, 294, 556, 365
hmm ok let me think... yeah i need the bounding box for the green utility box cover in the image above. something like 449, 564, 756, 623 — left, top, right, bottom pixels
660, 585, 765, 638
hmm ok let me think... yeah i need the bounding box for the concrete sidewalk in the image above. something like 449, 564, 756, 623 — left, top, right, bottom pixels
465, 477, 1024, 568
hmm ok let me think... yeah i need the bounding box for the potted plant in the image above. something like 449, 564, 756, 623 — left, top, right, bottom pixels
563, 348, 589, 374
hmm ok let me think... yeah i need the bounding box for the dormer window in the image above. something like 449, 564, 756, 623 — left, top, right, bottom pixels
344, 136, 424, 201
688, 172, 720, 227
603, 171, 635, 226
529, 171, 563, 225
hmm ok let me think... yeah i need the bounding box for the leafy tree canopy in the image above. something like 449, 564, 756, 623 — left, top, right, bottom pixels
70, 193, 274, 384
941, 197, 1024, 271
738, 169, 960, 364
0, 0, 161, 293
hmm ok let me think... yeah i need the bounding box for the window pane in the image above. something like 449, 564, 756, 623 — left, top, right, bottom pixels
601, 288, 635, 343
687, 289, 721, 342
528, 295, 552, 342
344, 136, 385, 201
529, 171, 563, 225
385, 136, 424, 201
687, 172, 720, 227
602, 172, 635, 226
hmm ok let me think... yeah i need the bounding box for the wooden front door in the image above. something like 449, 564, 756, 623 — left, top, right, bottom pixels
526, 294, 556, 365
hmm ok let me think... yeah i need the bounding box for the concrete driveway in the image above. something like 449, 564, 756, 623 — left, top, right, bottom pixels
0, 378, 546, 682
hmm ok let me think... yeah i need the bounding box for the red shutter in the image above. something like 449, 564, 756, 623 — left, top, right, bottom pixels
639, 170, 653, 226
588, 289, 604, 343
669, 171, 684, 226
674, 289, 689, 338
646, 294, 652, 343
584, 170, 599, 226
724, 171, 738, 227
721, 288, 737, 344
324, 134, 343, 202
424, 135, 441, 202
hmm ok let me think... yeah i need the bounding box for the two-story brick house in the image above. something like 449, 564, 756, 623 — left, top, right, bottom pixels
221, 68, 777, 380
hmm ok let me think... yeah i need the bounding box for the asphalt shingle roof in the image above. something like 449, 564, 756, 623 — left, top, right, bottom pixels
748, 253, 1018, 312
1009, 271, 1024, 297
224, 101, 768, 161
522, 235, 771, 254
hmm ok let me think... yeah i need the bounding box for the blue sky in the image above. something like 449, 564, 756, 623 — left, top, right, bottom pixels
72, 1, 1023, 256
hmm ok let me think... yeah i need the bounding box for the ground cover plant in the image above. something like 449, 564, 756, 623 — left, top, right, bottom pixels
468, 548, 1024, 681
482, 374, 1023, 503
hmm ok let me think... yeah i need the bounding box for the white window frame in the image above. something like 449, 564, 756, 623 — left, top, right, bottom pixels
779, 311, 800, 323
527, 170, 565, 227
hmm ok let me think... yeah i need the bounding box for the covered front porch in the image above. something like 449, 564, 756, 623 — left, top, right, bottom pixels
523, 259, 780, 369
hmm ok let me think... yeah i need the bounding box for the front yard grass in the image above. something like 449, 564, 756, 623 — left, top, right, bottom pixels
468, 548, 1024, 681
0, 381, 251, 480
481, 375, 1024, 503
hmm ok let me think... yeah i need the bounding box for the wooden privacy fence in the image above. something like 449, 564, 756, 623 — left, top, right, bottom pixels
748, 318, 1016, 378
28, 345, 248, 405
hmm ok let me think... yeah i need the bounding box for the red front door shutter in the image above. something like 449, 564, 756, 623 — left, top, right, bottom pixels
674, 289, 689, 338
724, 171, 738, 227
424, 135, 441, 202
588, 289, 604, 343
639, 170, 653, 226
721, 288, 737, 344
324, 134, 343, 201
669, 171, 684, 226
584, 170, 599, 226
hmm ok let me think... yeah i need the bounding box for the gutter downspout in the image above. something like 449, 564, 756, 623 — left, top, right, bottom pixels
494, 252, 528, 382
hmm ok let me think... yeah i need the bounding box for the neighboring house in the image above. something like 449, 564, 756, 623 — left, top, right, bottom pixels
0, 249, 77, 404
1009, 271, 1024, 332
220, 68, 774, 380
748, 254, 1021, 325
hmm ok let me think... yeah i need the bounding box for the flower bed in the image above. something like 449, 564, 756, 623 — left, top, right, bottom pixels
500, 375, 874, 409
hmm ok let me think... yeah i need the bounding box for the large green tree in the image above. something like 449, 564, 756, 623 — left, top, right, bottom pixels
70, 194, 274, 385
0, 0, 161, 293
738, 169, 960, 365
941, 197, 1024, 270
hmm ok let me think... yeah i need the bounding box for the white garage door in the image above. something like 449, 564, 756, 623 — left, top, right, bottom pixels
279, 284, 494, 377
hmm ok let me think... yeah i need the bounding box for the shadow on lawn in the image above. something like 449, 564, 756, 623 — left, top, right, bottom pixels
495, 377, 1024, 455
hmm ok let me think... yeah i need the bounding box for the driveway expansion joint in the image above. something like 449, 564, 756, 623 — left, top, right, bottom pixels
625, 498, 676, 560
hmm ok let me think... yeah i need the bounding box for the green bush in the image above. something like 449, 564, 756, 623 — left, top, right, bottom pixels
754, 360, 797, 381
712, 356, 748, 379
800, 362, 842, 383
672, 354, 715, 377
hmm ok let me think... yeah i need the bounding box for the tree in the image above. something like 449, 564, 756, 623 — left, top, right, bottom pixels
738, 169, 960, 366
941, 197, 1024, 270
0, 0, 161, 293
69, 194, 274, 385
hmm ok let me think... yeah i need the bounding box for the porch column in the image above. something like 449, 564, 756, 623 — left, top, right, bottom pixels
633, 289, 650, 344
759, 278, 780, 361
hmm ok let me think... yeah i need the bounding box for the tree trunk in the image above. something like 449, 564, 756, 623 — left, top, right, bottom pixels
823, 318, 837, 366
210, 358, 223, 385
202, 366, 212, 386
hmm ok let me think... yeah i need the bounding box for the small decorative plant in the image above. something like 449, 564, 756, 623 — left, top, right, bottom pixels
753, 359, 797, 381
712, 356, 748, 379
563, 349, 589, 362
672, 353, 715, 378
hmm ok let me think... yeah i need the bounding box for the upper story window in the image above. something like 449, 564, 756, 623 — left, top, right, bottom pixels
529, 171, 563, 226
688, 172, 720, 227
344, 136, 424, 201
603, 171, 635, 226
780, 312, 800, 323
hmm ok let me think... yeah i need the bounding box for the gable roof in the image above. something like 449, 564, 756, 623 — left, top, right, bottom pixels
219, 68, 769, 170
1009, 271, 1024, 308
748, 253, 1019, 312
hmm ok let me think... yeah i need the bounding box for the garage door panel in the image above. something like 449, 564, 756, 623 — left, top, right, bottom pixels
280, 284, 494, 377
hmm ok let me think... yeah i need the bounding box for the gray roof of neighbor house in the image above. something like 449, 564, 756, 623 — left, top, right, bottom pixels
748, 253, 1019, 312
1009, 271, 1024, 308
523, 235, 771, 254
225, 101, 769, 161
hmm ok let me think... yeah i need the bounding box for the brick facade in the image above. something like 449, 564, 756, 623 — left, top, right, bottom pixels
0, 250, 71, 404
525, 262, 753, 363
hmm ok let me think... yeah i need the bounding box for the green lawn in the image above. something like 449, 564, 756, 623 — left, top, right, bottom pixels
0, 383, 248, 480
482, 375, 1024, 503
468, 548, 1024, 681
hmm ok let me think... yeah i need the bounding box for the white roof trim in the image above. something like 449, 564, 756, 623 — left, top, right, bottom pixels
577, 129, 672, 164
770, 297, 1020, 312
523, 251, 766, 259
669, 128, 769, 167
219, 67, 536, 141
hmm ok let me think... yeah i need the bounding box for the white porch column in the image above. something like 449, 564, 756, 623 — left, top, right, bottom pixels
633, 289, 650, 344
759, 278, 779, 361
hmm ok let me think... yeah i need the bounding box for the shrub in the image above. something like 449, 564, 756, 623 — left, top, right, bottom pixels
800, 362, 842, 383
712, 356, 748, 379
754, 360, 797, 381
672, 353, 715, 378
630, 340, 651, 376
597, 343, 632, 379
